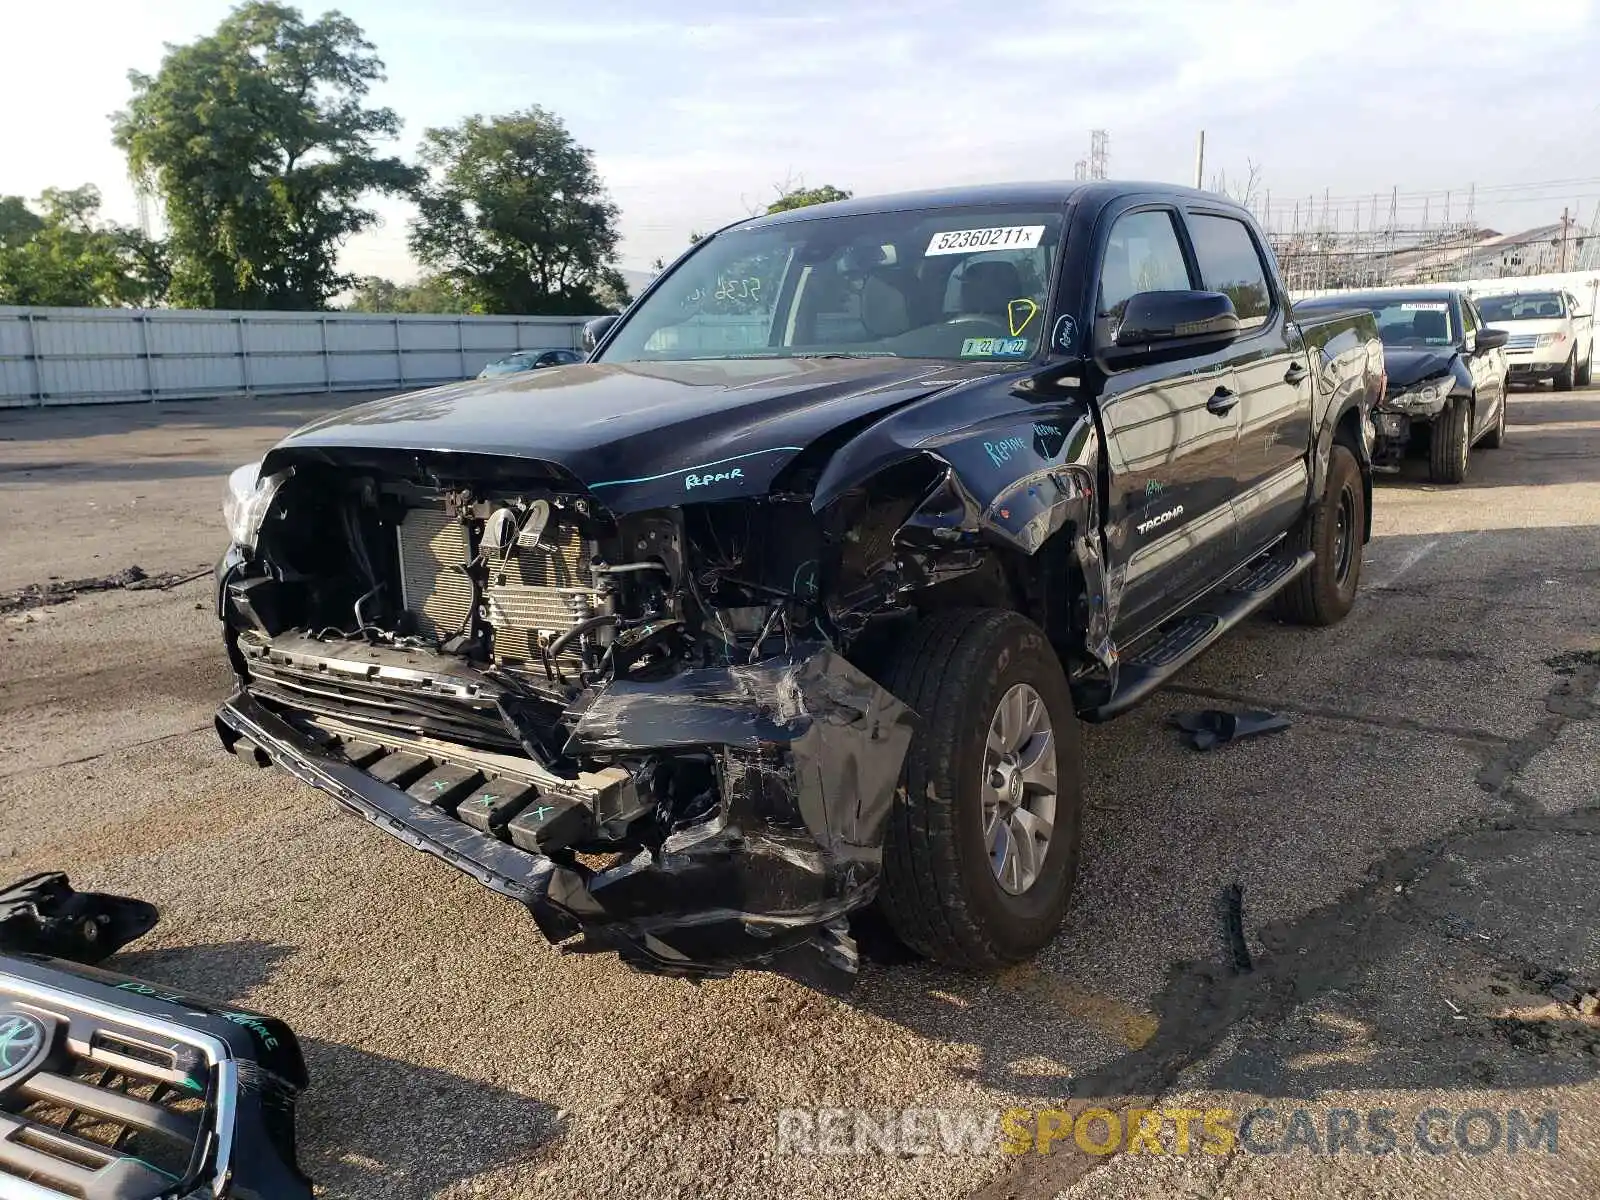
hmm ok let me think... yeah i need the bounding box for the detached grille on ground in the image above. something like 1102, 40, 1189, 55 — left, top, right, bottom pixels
0, 1007, 213, 1200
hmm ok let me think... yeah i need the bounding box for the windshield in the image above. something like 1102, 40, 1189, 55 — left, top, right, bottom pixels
598, 206, 1063, 363
481, 354, 535, 374
1474, 293, 1566, 321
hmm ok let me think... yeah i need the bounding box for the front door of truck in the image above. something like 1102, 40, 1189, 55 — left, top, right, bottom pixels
1090, 204, 1242, 641
1180, 206, 1311, 559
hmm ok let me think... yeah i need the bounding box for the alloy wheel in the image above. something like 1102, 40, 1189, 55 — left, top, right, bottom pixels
982, 683, 1058, 895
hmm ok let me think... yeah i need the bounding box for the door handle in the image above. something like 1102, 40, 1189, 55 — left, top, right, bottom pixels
1206, 387, 1239, 415
1284, 362, 1309, 385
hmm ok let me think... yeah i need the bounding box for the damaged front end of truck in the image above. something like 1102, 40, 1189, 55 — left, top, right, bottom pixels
213, 369, 1105, 987
203, 404, 979, 982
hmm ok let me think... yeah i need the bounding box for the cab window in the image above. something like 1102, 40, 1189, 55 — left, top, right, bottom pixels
1187, 213, 1272, 329
1095, 209, 1192, 343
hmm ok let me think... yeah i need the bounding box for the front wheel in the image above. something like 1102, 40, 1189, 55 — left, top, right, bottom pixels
1554, 350, 1576, 392
877, 610, 1083, 969
1578, 349, 1593, 387
1428, 396, 1471, 483
1276, 442, 1365, 626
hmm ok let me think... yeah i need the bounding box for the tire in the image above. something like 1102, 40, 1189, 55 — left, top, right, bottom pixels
1428, 396, 1471, 484
1554, 350, 1576, 392
877, 609, 1083, 969
1579, 349, 1593, 388
1481, 391, 1507, 449
1276, 442, 1365, 626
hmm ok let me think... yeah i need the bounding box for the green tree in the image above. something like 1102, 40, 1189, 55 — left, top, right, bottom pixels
346, 272, 470, 313
113, 2, 417, 310
409, 107, 626, 315
766, 184, 851, 214
0, 197, 44, 248
0, 186, 169, 307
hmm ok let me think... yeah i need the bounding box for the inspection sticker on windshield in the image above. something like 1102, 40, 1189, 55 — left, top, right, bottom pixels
1399, 302, 1449, 311
962, 337, 1029, 357
926, 225, 1045, 256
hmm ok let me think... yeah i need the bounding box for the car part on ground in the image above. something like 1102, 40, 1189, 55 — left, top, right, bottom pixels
0, 953, 311, 1200
0, 875, 158, 965
216, 182, 1381, 983
1172, 709, 1291, 752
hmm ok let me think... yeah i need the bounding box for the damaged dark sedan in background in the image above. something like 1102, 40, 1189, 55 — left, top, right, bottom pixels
215, 182, 1383, 984
1293, 287, 1509, 483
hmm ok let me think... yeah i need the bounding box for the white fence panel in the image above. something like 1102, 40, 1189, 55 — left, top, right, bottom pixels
0, 307, 595, 408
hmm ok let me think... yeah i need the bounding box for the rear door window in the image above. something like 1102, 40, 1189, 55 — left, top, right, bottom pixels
1187, 213, 1273, 329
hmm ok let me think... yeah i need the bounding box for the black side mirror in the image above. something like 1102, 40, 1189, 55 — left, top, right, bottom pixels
1108, 290, 1240, 362
1474, 327, 1509, 352
582, 315, 619, 353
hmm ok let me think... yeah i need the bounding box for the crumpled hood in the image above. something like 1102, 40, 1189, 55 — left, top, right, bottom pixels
1383, 347, 1458, 390
270, 358, 990, 512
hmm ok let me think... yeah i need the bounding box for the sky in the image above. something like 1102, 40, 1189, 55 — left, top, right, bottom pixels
6, 0, 1600, 282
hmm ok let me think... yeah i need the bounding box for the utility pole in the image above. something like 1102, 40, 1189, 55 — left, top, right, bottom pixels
1559, 206, 1573, 272
1194, 130, 1206, 189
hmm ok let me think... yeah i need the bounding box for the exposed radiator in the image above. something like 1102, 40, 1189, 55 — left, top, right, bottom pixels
396, 507, 474, 641
485, 520, 604, 664
394, 504, 603, 664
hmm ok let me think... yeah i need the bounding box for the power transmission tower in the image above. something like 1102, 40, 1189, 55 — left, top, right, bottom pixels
1073, 160, 1088, 181
1089, 130, 1109, 180
1575, 204, 1600, 271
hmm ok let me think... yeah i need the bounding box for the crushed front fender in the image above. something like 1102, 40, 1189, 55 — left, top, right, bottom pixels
216, 649, 915, 986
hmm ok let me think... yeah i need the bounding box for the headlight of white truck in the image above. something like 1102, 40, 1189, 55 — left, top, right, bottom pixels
1535, 332, 1569, 348
223, 461, 292, 550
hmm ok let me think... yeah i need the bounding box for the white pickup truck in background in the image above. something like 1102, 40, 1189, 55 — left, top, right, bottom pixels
1474, 289, 1595, 389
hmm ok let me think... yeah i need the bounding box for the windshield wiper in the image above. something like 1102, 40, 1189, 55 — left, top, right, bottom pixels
786, 351, 900, 359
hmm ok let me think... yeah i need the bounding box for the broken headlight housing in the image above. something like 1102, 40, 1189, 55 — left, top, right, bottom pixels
1387, 379, 1450, 413
223, 460, 293, 551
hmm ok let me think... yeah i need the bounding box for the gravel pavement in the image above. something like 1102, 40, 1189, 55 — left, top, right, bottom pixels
2, 384, 1597, 1199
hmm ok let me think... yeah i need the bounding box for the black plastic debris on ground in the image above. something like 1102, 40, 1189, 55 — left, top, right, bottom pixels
0, 872, 159, 962
1218, 881, 1254, 974
0, 563, 212, 616
1172, 708, 1291, 752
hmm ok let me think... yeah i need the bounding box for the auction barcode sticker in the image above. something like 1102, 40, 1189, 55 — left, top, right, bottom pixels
926, 225, 1045, 256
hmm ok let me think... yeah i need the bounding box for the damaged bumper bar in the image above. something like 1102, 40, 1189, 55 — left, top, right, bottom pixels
216, 649, 914, 984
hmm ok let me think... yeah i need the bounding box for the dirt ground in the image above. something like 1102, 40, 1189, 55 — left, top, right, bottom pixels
2, 384, 1597, 1199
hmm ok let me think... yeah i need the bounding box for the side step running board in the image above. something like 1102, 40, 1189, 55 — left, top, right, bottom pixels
1085, 549, 1316, 722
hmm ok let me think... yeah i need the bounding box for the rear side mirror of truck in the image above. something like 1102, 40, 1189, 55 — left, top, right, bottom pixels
1474, 327, 1510, 352
582, 315, 619, 353
1108, 290, 1241, 363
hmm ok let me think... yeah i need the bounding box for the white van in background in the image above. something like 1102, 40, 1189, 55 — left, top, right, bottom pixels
1474, 290, 1594, 389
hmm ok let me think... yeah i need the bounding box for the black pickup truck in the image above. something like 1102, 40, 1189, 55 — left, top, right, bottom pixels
214, 182, 1384, 983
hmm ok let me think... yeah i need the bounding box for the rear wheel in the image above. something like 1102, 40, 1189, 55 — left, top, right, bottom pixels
1276, 442, 1364, 626
877, 609, 1083, 968
1428, 396, 1471, 483
1554, 350, 1576, 392
1481, 391, 1507, 449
